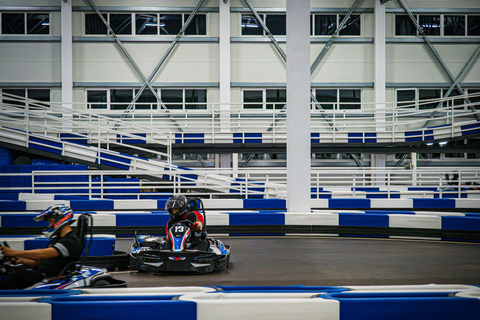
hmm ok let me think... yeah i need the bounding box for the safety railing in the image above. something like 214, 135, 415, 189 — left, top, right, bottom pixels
1, 167, 478, 200
0, 92, 172, 163
66, 93, 480, 145
1, 92, 479, 146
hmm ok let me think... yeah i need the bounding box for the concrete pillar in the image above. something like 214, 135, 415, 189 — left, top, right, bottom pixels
286, 0, 311, 212
219, 0, 231, 169
374, 0, 386, 184
61, 0, 73, 131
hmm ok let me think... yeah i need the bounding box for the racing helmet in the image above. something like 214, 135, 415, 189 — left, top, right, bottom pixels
165, 194, 189, 219
34, 204, 74, 239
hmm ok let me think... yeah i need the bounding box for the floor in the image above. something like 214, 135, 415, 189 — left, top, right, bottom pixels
112, 236, 480, 287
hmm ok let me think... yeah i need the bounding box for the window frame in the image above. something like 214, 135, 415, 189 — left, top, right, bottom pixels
85, 88, 208, 110
240, 13, 287, 37
394, 88, 474, 111
394, 13, 480, 37
311, 13, 362, 37
242, 89, 287, 110
84, 12, 207, 36
312, 88, 362, 111
0, 12, 51, 36
1, 88, 51, 108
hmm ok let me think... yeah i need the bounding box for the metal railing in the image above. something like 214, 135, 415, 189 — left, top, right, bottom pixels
1, 167, 478, 200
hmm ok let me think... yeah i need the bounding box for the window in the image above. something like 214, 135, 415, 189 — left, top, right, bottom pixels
468, 15, 480, 36
1, 88, 50, 108
313, 88, 361, 110
241, 14, 286, 36
86, 88, 207, 110
313, 15, 336, 36
395, 14, 480, 37
395, 88, 475, 110
85, 13, 206, 36
312, 14, 361, 36
419, 15, 440, 36
444, 15, 465, 36
87, 90, 107, 109
243, 89, 286, 109
1, 12, 50, 35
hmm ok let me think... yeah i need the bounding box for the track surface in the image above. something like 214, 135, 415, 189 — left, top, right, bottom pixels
112, 236, 480, 287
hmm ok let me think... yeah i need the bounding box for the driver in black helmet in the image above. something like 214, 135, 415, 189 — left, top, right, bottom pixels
0, 204, 83, 290
165, 194, 208, 251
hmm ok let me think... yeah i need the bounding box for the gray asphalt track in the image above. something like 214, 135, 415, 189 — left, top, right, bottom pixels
112, 236, 480, 287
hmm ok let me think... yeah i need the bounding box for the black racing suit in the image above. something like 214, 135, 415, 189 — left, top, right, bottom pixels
0, 231, 82, 290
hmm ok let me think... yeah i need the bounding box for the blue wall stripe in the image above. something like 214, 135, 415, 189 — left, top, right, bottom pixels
69, 199, 114, 210
243, 199, 286, 209
115, 213, 170, 227
228, 212, 285, 226
413, 199, 455, 208
329, 199, 371, 209
442, 216, 480, 231
339, 213, 389, 227
461, 122, 480, 136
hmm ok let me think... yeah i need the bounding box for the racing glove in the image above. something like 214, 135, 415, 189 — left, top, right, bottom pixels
192, 221, 203, 231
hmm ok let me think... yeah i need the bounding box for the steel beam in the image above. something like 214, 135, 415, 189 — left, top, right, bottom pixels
310, 0, 364, 74
127, 0, 208, 118
395, 0, 475, 115
242, 0, 362, 166
424, 43, 480, 127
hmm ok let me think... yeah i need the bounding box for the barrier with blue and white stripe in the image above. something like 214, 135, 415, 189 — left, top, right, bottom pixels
1, 284, 479, 320
1, 207, 479, 240
1, 195, 479, 212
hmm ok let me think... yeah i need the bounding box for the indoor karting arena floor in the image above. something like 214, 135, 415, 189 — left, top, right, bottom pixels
112, 236, 480, 287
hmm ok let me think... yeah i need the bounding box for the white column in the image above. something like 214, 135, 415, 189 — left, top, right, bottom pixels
286, 0, 311, 212
219, 0, 231, 169
61, 0, 73, 131
374, 0, 386, 184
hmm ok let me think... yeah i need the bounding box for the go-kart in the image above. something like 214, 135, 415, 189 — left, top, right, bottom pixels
0, 213, 126, 290
130, 219, 231, 274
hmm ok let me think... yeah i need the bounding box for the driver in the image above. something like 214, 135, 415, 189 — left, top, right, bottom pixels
0, 204, 83, 290
165, 194, 208, 251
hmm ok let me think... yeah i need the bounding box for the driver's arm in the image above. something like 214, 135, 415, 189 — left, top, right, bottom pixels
1, 247, 60, 261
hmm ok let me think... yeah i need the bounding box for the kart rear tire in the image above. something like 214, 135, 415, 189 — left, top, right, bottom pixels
84, 251, 130, 270
91, 279, 111, 287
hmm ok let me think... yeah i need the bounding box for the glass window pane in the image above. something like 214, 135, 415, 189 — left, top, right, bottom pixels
185, 89, 207, 109
2, 89, 26, 106
242, 14, 263, 36
444, 15, 465, 36
110, 89, 132, 110
27, 89, 50, 108
135, 14, 158, 35
468, 89, 480, 104
110, 14, 132, 35
243, 90, 263, 109
185, 14, 206, 35
396, 89, 416, 108
161, 89, 183, 109
315, 89, 336, 110
419, 15, 440, 36
395, 15, 416, 36
27, 13, 49, 34
314, 15, 336, 36
2, 13, 25, 34
135, 89, 156, 109
160, 14, 182, 35
339, 89, 361, 109
419, 89, 441, 109
448, 89, 466, 107
266, 89, 286, 109
87, 90, 107, 109
85, 13, 107, 35
467, 15, 480, 36
339, 15, 360, 36
266, 14, 286, 36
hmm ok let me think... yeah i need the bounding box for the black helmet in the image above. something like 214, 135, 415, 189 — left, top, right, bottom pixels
165, 194, 189, 219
